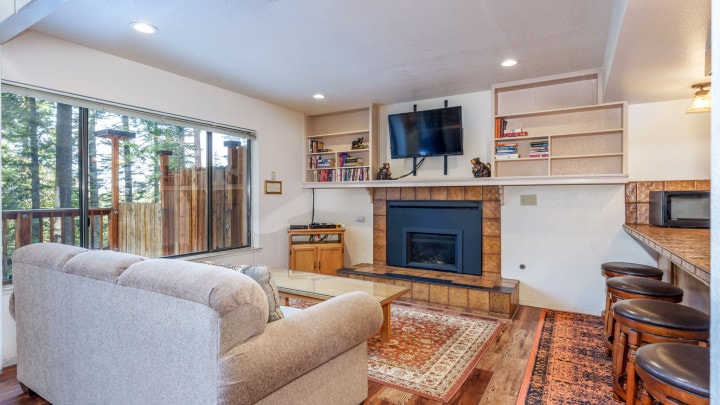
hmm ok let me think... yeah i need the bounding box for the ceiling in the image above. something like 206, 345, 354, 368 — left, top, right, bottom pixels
5, 0, 712, 113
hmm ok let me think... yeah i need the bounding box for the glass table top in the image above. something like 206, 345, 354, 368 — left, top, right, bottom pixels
271, 268, 410, 304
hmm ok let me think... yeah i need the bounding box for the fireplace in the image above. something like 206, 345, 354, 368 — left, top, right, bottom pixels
386, 200, 482, 275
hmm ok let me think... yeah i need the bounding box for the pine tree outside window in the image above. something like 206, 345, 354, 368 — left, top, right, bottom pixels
1, 86, 254, 283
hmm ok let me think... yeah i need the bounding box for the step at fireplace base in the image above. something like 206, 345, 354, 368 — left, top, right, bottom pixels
336, 265, 519, 319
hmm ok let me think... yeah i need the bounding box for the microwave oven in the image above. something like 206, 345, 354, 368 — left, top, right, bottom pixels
649, 191, 710, 228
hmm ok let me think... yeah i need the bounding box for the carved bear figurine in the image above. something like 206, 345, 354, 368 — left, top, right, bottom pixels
471, 157, 491, 177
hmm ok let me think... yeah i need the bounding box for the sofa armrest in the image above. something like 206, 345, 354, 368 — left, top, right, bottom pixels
218, 291, 383, 405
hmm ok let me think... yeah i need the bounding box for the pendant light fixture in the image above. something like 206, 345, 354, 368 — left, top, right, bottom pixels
686, 82, 711, 113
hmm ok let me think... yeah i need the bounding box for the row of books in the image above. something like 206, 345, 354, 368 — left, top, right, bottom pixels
338, 153, 364, 167
494, 118, 530, 138
308, 139, 329, 153
529, 141, 549, 158
309, 168, 369, 182
309, 155, 366, 169
494, 141, 551, 159
495, 142, 519, 159
308, 156, 335, 169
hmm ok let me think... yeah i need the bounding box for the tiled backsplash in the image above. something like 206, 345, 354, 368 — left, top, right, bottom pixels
625, 180, 711, 224
372, 186, 501, 280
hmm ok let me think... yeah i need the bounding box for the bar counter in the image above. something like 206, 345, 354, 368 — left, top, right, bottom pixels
623, 224, 710, 286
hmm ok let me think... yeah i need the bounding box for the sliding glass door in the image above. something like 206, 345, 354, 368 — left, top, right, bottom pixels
1, 89, 253, 282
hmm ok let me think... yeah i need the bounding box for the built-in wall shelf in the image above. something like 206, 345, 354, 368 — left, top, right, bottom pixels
301, 174, 628, 189
492, 70, 628, 178
304, 105, 378, 184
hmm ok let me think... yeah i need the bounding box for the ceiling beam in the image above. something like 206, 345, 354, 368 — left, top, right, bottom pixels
0, 0, 68, 44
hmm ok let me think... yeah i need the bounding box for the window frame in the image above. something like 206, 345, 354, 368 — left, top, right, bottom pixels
1, 82, 255, 269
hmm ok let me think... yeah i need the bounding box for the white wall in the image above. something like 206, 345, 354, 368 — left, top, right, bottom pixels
312, 188, 375, 265
628, 99, 711, 181
501, 184, 654, 314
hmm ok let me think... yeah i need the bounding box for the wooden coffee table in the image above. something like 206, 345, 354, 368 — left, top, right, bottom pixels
271, 268, 410, 343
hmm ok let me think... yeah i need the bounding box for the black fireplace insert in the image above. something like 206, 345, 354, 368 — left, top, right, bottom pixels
386, 200, 482, 275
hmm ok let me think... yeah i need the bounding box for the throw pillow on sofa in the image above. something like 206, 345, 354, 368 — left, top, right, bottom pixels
203, 262, 284, 323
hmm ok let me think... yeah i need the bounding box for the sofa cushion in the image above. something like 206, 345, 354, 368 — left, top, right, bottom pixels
204, 262, 284, 323
12, 243, 88, 271
119, 259, 269, 355
63, 250, 145, 282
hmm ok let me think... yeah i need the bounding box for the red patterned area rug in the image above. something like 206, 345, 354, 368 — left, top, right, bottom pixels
366, 302, 503, 403
516, 309, 622, 405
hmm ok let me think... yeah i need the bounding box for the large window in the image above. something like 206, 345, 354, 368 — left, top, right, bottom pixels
1, 87, 253, 282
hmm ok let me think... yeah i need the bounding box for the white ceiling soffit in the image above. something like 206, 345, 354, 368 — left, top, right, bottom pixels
603, 0, 711, 104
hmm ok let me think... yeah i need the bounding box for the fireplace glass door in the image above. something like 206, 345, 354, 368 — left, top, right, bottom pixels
404, 228, 462, 272
407, 232, 457, 268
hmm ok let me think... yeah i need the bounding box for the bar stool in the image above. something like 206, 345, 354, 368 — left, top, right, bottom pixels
636, 343, 709, 405
603, 276, 683, 355
611, 299, 709, 404
601, 262, 664, 280
600, 262, 663, 348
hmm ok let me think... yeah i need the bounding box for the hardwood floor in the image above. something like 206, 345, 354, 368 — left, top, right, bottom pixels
0, 366, 49, 404
0, 306, 542, 405
364, 305, 542, 404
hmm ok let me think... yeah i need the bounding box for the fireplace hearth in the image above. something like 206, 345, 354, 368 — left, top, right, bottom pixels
386, 200, 482, 275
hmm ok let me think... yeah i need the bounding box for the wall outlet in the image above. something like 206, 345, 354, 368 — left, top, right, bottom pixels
355, 216, 365, 222
520, 194, 537, 206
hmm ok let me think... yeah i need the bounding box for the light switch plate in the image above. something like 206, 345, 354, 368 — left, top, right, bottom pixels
520, 194, 537, 206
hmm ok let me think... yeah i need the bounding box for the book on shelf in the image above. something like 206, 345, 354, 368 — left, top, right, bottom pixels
495, 143, 518, 151
528, 140, 548, 158
338, 153, 361, 167
495, 142, 519, 159
309, 140, 330, 153
339, 167, 369, 181
494, 117, 508, 138
310, 167, 369, 182
311, 168, 335, 182
501, 130, 529, 137
309, 156, 335, 169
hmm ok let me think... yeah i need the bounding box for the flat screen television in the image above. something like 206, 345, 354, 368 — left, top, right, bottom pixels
388, 106, 463, 158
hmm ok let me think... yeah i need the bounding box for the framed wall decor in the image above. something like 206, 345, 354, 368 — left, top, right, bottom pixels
264, 180, 282, 194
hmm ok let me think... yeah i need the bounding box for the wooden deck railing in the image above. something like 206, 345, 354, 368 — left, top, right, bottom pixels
1, 207, 112, 281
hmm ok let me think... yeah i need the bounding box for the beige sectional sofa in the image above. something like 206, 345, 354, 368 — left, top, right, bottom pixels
11, 243, 383, 405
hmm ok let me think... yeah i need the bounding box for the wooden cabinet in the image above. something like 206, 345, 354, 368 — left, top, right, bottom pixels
288, 228, 345, 275
491, 70, 627, 178
304, 105, 378, 184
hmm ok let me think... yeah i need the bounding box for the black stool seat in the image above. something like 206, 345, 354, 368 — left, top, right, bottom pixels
636, 343, 709, 398
606, 276, 683, 299
613, 299, 709, 331
601, 262, 663, 278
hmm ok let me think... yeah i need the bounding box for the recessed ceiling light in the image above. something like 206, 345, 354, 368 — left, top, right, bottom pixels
313, 94, 326, 99
131, 22, 158, 34
501, 59, 518, 67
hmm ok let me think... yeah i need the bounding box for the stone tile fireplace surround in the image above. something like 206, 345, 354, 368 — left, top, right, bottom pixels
373, 185, 501, 276
337, 185, 519, 318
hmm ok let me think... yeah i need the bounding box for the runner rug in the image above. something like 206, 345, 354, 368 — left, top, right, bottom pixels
289, 300, 503, 403
516, 309, 622, 405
